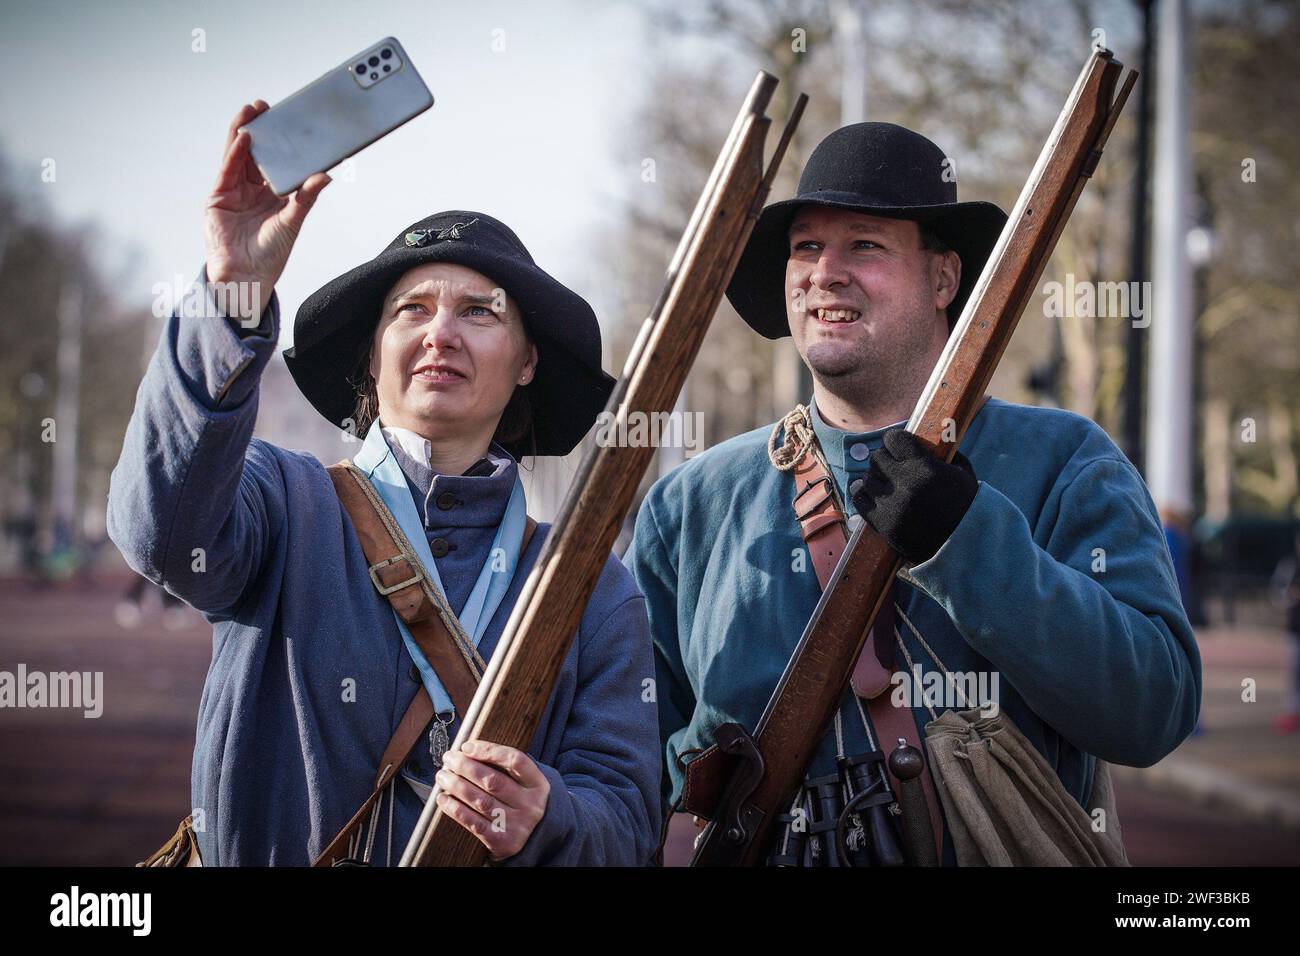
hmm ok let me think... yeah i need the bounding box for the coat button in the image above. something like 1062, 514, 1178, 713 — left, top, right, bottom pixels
408, 663, 421, 683
430, 537, 451, 558
435, 491, 458, 511
849, 442, 869, 461
849, 477, 865, 498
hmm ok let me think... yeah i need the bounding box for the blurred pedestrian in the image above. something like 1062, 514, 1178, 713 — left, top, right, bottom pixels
1270, 530, 1300, 733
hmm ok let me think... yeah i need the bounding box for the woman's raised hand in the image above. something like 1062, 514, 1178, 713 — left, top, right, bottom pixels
203, 100, 331, 303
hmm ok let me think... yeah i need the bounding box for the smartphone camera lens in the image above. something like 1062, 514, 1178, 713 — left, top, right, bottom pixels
355, 63, 365, 74
383, 65, 391, 73
368, 55, 379, 67
381, 48, 392, 59
370, 72, 378, 80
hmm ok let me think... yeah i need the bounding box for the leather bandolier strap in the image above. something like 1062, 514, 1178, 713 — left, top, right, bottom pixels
327, 462, 486, 711
791, 442, 945, 865
314, 461, 537, 867
788, 396, 991, 865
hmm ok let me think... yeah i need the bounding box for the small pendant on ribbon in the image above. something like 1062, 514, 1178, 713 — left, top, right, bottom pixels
428, 711, 455, 768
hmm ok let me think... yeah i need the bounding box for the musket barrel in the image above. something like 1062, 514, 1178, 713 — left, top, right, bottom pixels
401, 72, 803, 867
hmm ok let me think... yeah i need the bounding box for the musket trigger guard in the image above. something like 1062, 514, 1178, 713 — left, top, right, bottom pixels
711, 723, 766, 847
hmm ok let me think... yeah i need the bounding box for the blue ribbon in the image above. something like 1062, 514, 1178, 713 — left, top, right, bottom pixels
352, 421, 528, 715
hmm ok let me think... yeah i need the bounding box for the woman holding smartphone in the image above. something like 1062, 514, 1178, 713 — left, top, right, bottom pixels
110, 102, 660, 866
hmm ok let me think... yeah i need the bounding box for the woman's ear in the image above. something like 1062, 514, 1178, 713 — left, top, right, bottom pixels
368, 328, 382, 381
519, 342, 539, 386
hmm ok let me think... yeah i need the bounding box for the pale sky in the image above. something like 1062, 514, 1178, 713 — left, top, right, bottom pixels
0, 0, 773, 521
0, 0, 652, 343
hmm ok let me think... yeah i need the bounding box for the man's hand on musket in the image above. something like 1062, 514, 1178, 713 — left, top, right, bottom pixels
851, 429, 980, 566
203, 101, 332, 314
435, 739, 551, 861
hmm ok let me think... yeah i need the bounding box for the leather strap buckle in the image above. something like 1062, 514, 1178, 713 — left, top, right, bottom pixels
368, 555, 422, 595
793, 475, 835, 520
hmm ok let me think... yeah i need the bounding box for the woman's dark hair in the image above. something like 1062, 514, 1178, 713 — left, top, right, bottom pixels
348, 322, 535, 451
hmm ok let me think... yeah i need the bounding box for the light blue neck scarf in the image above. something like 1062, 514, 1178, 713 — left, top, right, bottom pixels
351, 421, 528, 715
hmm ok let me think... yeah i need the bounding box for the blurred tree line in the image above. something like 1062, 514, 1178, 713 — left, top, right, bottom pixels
1194, 0, 1298, 519
0, 156, 153, 575
600, 0, 1298, 523
0, 0, 1293, 578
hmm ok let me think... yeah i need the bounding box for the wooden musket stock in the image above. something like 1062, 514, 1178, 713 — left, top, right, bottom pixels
690, 49, 1137, 867
400, 72, 807, 867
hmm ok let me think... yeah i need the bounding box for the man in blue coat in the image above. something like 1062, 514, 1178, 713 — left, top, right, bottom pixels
627, 123, 1201, 865
108, 101, 659, 866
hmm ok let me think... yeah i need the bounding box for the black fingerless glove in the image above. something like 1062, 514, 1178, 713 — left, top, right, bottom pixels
850, 429, 979, 565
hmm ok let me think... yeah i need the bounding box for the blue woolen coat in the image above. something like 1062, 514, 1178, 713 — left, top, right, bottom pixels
107, 269, 661, 866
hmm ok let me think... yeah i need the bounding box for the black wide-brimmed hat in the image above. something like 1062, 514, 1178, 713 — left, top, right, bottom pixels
726, 122, 1008, 339
284, 210, 615, 458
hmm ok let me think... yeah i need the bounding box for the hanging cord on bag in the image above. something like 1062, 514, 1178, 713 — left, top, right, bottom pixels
851, 691, 880, 752
893, 602, 976, 719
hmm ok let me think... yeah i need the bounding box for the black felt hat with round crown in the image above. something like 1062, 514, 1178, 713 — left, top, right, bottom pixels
284, 210, 615, 458
725, 122, 1008, 339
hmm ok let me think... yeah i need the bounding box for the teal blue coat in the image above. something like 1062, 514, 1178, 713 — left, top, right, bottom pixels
627, 397, 1201, 861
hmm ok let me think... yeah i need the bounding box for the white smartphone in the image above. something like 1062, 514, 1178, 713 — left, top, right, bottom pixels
241, 37, 434, 196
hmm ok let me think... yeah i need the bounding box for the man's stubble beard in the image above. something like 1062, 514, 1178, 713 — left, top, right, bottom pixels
800, 318, 940, 412
803, 332, 873, 379
804, 336, 879, 397
807, 341, 899, 411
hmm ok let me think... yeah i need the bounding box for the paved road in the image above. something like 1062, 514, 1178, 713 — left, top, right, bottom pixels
0, 574, 204, 866
1, 574, 1296, 866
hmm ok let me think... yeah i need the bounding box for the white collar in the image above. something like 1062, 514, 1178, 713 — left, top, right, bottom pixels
379, 423, 508, 476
